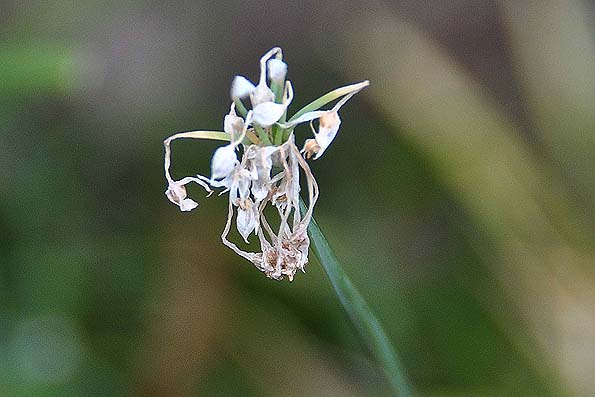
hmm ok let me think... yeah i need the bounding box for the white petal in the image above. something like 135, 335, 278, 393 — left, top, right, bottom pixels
211, 145, 237, 180
230, 76, 255, 99
179, 198, 199, 211
252, 102, 286, 127
267, 59, 287, 82
237, 206, 257, 242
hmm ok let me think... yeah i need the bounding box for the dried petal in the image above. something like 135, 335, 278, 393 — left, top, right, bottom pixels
313, 111, 341, 159
179, 198, 199, 211
237, 171, 251, 200
251, 180, 268, 202
301, 138, 320, 159
237, 203, 257, 242
165, 182, 185, 203
165, 182, 198, 212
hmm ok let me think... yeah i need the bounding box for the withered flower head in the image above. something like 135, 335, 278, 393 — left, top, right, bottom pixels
163, 47, 368, 281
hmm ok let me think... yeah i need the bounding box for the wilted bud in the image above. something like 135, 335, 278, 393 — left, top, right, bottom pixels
301, 138, 321, 159
230, 75, 255, 99
267, 58, 287, 82
224, 108, 244, 138
211, 144, 237, 180
165, 182, 199, 212
250, 83, 275, 106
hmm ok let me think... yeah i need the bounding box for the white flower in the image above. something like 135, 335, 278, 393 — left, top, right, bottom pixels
211, 144, 237, 181
230, 75, 255, 99
165, 182, 199, 212
249, 48, 293, 126
267, 58, 287, 82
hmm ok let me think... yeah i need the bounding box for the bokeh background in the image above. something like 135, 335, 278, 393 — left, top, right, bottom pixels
1, 0, 594, 395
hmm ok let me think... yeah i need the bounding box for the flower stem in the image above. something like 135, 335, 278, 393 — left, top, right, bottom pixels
234, 98, 248, 117
300, 199, 413, 397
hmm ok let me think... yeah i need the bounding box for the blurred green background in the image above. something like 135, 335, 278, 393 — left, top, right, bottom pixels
1, 0, 594, 395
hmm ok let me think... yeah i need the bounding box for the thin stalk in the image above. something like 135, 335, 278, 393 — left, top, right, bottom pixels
300, 199, 413, 397
254, 125, 272, 146
234, 98, 248, 117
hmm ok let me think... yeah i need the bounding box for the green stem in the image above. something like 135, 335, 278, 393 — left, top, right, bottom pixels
234, 98, 248, 117
254, 125, 272, 146
300, 199, 413, 397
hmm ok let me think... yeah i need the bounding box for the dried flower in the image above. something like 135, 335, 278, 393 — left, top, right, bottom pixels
163, 47, 368, 281
165, 181, 199, 212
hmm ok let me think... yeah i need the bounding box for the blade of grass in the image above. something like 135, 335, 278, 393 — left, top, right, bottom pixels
165, 130, 230, 142
288, 81, 369, 122
300, 199, 413, 397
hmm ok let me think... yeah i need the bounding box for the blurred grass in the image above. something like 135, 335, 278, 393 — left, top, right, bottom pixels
1, 0, 594, 396
313, 0, 594, 394
0, 45, 75, 96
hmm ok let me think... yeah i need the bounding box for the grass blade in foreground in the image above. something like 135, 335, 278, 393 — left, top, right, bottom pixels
301, 200, 413, 397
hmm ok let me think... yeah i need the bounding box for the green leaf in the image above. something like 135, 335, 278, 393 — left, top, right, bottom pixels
289, 81, 369, 122
166, 130, 231, 142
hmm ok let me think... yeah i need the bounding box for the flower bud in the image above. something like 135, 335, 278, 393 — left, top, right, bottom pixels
224, 111, 244, 138
230, 75, 255, 99
300, 138, 321, 159
211, 144, 237, 180
250, 83, 275, 106
267, 58, 287, 82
